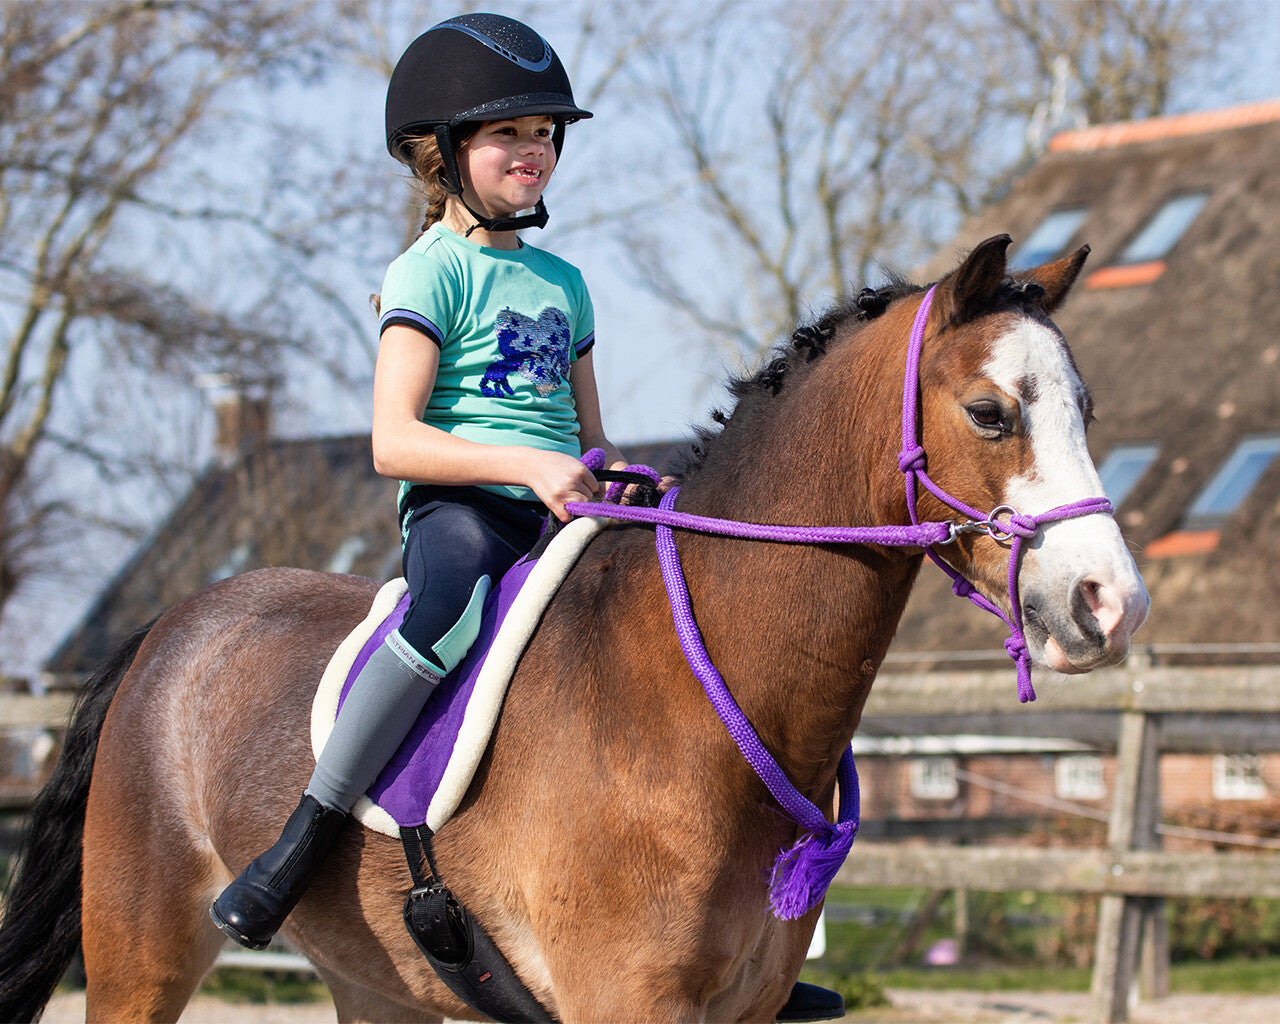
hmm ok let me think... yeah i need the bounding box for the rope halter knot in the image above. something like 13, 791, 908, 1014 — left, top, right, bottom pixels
897, 445, 927, 474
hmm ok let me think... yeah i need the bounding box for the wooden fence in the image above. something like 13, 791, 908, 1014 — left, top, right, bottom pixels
842, 658, 1280, 1024
5, 659, 1280, 1022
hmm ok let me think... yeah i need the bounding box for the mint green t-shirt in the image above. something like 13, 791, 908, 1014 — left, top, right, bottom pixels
379, 225, 596, 503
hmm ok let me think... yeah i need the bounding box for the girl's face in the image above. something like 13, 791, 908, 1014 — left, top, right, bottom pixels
457, 116, 557, 220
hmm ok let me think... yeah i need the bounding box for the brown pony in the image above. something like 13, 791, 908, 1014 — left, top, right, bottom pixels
0, 236, 1147, 1023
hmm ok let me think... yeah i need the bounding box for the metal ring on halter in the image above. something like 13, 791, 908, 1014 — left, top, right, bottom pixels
983, 505, 1020, 542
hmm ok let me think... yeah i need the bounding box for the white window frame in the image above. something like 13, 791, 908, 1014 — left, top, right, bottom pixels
1055, 754, 1106, 801
1009, 207, 1088, 271
1212, 754, 1268, 801
1186, 435, 1280, 522
208, 541, 252, 583
1118, 192, 1209, 264
327, 535, 368, 574
1096, 444, 1160, 508
909, 756, 959, 800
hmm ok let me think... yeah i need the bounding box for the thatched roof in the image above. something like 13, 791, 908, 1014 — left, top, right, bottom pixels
43, 433, 400, 678
43, 432, 687, 680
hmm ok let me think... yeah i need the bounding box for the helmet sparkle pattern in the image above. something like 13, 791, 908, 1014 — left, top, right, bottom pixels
438, 20, 553, 73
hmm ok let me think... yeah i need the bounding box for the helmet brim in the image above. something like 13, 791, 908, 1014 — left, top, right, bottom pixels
452, 93, 593, 126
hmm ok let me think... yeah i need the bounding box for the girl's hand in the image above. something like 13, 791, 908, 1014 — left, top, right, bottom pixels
525, 450, 602, 523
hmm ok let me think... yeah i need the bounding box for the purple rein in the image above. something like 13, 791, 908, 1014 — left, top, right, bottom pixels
565, 285, 1113, 919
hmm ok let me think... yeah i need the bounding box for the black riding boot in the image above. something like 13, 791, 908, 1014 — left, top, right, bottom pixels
209, 794, 346, 950
777, 981, 845, 1022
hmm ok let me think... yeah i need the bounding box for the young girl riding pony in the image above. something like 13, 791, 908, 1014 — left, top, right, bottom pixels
212, 9, 623, 946
211, 14, 840, 1021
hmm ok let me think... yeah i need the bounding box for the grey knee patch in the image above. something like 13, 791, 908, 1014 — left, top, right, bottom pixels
388, 628, 447, 679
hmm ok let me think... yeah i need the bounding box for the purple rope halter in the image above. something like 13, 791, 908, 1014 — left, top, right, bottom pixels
896, 287, 1113, 703
566, 286, 1113, 918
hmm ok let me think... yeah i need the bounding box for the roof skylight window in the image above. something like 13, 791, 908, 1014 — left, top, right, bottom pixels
1009, 208, 1088, 271
208, 542, 252, 583
1096, 444, 1159, 508
1185, 435, 1280, 523
1117, 192, 1209, 264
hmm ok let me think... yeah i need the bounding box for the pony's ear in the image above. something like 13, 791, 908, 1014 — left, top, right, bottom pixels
1013, 244, 1090, 314
946, 234, 1012, 322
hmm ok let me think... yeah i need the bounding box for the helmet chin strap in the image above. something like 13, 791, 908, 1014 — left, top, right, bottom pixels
434, 123, 550, 236
459, 195, 548, 236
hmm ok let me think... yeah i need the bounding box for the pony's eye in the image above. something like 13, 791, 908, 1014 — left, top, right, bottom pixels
968, 402, 1004, 431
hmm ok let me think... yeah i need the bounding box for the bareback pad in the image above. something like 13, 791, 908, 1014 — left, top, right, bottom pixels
311, 516, 604, 835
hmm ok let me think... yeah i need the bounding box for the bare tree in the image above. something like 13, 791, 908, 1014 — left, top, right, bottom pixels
994, 0, 1229, 128
0, 0, 680, 668
608, 0, 1246, 368
0, 1, 373, 632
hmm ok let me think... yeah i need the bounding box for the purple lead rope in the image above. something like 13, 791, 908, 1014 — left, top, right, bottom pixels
653, 487, 861, 919
568, 285, 1115, 917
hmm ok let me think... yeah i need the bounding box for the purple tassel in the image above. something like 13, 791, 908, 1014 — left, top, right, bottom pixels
767, 822, 857, 920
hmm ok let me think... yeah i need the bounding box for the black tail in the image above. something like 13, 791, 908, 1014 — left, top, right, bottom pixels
0, 624, 152, 1023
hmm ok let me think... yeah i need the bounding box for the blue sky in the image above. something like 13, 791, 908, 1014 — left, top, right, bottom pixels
273, 0, 1280, 450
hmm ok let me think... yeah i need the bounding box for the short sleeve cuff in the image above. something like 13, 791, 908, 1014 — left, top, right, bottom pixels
381, 309, 444, 347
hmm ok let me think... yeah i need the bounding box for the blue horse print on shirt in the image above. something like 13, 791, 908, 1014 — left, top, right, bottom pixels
481, 306, 572, 398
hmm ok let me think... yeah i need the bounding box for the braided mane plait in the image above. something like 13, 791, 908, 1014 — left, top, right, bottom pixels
682, 279, 919, 476
1001, 278, 1046, 303
950, 277, 1049, 326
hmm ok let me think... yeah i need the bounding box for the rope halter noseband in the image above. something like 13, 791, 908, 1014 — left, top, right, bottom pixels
565, 284, 1115, 918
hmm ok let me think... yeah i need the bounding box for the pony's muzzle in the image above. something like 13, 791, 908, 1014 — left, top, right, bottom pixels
1026, 571, 1150, 674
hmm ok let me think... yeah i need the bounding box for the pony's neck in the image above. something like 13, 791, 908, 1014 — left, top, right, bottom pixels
674, 323, 921, 796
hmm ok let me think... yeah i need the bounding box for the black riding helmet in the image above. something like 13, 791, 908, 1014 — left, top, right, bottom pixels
385, 13, 592, 233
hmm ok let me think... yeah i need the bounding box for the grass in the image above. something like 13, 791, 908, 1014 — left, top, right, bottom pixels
800, 884, 1280, 1006
1168, 956, 1280, 994
198, 967, 330, 1005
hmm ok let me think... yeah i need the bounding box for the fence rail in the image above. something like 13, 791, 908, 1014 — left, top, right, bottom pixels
0, 693, 74, 728
835, 845, 1280, 900
852, 660, 1280, 1024
864, 662, 1280, 714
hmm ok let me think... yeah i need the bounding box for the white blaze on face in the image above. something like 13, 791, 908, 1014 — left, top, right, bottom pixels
981, 316, 1149, 671
983, 317, 1102, 512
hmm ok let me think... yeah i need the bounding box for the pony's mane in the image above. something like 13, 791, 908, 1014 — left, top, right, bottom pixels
678, 278, 921, 482
953, 276, 1051, 325
673, 272, 1056, 484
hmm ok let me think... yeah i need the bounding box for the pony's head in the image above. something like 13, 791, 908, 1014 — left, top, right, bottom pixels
910, 235, 1149, 674
679, 234, 1147, 678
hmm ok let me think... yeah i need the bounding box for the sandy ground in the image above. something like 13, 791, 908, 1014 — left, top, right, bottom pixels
38, 988, 1280, 1023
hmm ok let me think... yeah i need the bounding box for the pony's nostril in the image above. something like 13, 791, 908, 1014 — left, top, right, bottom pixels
1073, 577, 1118, 641
1022, 599, 1045, 632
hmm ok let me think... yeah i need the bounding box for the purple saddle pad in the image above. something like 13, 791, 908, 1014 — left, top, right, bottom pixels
335, 555, 540, 829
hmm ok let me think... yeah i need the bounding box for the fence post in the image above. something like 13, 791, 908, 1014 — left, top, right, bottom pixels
1090, 708, 1163, 1023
